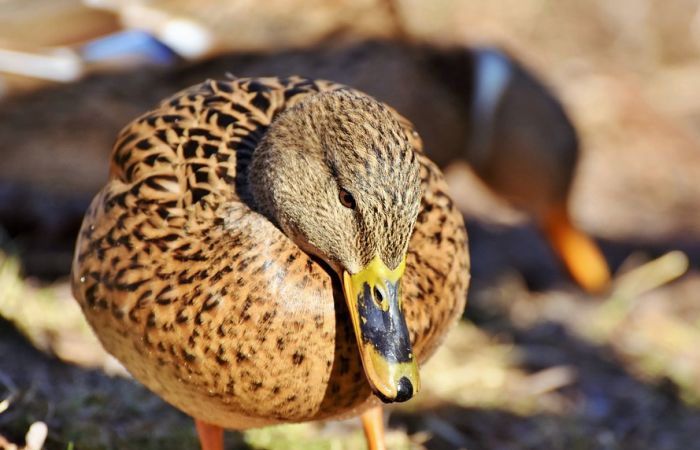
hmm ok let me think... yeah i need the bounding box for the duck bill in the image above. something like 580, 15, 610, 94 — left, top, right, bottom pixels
341, 255, 420, 403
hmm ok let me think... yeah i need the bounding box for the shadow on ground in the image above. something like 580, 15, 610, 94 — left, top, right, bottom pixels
402, 312, 700, 450
0, 318, 250, 450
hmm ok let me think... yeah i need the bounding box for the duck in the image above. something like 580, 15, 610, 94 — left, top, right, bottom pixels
465, 48, 610, 293
71, 75, 470, 450
425, 46, 611, 292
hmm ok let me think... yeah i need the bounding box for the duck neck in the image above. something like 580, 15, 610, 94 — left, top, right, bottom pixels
247, 101, 323, 224
248, 136, 280, 225
248, 136, 337, 270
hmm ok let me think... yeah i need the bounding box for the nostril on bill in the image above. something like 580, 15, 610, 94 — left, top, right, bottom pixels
373, 286, 384, 305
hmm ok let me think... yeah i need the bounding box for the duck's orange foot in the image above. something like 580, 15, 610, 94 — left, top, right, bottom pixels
361, 406, 387, 450
543, 204, 611, 294
195, 419, 224, 450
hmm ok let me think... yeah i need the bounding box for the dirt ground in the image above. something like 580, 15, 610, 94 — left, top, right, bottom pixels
1, 1, 700, 449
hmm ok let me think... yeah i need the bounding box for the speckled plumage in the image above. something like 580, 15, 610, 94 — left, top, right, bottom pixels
72, 76, 469, 429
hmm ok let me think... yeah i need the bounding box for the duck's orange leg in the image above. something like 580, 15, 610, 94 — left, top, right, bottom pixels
542, 203, 611, 294
361, 406, 387, 450
195, 419, 224, 450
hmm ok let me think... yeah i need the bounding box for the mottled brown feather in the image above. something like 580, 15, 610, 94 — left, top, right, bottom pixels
72, 76, 469, 428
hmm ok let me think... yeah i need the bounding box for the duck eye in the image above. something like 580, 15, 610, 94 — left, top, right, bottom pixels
339, 189, 356, 209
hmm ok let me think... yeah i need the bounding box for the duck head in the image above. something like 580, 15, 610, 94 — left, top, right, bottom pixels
250, 90, 422, 402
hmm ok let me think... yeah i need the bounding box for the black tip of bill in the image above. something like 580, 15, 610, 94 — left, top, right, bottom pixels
377, 376, 414, 404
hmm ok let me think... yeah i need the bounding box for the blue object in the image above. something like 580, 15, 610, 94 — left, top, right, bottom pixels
80, 29, 178, 65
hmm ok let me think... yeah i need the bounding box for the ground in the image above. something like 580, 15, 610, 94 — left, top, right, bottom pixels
2, 232, 699, 449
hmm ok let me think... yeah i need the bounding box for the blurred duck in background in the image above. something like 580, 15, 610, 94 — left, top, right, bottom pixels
428, 47, 611, 292
0, 30, 611, 292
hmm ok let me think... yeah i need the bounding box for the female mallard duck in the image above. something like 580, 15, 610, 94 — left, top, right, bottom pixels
430, 47, 610, 292
466, 48, 609, 292
71, 76, 469, 450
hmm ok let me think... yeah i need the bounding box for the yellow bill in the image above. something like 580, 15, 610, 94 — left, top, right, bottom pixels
342, 255, 420, 402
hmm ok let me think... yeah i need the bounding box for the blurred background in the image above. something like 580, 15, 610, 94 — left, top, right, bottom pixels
1, 0, 700, 449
